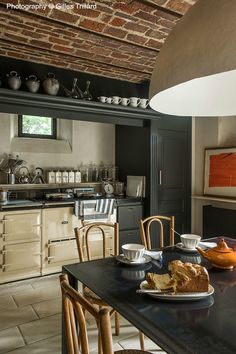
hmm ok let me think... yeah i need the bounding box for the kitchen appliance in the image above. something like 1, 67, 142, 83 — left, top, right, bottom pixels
45, 192, 73, 201
73, 187, 102, 199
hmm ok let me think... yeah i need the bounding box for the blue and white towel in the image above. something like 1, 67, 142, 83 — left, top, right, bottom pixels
95, 198, 115, 215
74, 199, 115, 220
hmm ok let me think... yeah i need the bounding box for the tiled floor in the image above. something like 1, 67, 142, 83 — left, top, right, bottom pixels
0, 274, 166, 354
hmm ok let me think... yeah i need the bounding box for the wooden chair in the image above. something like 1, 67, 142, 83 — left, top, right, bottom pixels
139, 215, 175, 250
74, 222, 120, 336
60, 273, 151, 354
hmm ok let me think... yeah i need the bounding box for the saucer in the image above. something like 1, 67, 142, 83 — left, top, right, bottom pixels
176, 242, 198, 253
116, 254, 152, 266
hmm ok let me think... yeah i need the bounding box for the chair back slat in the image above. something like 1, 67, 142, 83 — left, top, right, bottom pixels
74, 222, 119, 262
140, 215, 175, 249
60, 274, 114, 354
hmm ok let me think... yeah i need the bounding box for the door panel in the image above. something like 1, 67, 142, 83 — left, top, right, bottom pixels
48, 239, 78, 264
2, 212, 41, 243
43, 207, 79, 240
3, 241, 40, 272
151, 121, 191, 239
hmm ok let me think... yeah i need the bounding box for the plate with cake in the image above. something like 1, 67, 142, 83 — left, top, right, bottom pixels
139, 260, 214, 301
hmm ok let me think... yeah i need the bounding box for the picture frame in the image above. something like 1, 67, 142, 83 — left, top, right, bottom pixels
204, 147, 236, 198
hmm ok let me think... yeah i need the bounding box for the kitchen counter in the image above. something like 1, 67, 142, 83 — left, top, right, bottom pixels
0, 196, 143, 210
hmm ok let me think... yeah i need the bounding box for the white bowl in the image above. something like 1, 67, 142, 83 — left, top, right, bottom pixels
121, 243, 145, 261
180, 234, 201, 249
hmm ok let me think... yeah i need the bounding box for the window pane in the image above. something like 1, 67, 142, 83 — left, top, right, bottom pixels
22, 115, 52, 135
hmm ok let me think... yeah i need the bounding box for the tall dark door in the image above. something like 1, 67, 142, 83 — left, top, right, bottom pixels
151, 118, 191, 246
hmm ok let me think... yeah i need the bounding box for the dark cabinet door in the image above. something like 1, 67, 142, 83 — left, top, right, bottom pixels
151, 118, 191, 245
118, 205, 143, 231
119, 229, 142, 252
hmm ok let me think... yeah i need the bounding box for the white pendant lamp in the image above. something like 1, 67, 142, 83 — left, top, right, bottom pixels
149, 0, 236, 117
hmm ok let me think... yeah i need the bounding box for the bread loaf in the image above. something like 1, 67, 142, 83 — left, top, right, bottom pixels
168, 260, 209, 292
146, 260, 209, 293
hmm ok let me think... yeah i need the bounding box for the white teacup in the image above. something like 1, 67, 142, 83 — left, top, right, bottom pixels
106, 97, 113, 104
121, 97, 130, 106
98, 96, 107, 103
180, 234, 201, 249
112, 96, 122, 105
122, 243, 145, 261
139, 98, 149, 109
130, 97, 141, 107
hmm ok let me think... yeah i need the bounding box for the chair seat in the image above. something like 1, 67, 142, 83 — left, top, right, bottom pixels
83, 286, 108, 306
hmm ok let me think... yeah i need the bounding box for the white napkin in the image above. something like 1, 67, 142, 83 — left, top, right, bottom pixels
198, 241, 217, 249
144, 250, 162, 260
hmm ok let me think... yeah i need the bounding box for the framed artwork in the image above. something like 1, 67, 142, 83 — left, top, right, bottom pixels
204, 147, 236, 197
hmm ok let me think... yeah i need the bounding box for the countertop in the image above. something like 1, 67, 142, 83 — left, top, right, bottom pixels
0, 196, 143, 210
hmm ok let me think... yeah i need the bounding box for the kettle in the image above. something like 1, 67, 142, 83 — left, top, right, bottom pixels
25, 75, 40, 93
196, 237, 236, 270
42, 73, 59, 96
17, 166, 31, 184
6, 71, 22, 90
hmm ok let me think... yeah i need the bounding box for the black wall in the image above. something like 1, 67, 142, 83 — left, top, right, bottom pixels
0, 56, 149, 100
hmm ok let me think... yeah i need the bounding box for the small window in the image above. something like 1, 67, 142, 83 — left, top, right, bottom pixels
18, 115, 57, 139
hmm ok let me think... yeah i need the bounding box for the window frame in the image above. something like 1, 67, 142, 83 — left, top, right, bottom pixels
18, 115, 57, 139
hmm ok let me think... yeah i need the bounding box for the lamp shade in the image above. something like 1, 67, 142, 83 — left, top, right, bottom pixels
149, 0, 236, 117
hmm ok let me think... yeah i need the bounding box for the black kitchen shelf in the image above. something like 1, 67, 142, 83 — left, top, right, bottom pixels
0, 88, 160, 127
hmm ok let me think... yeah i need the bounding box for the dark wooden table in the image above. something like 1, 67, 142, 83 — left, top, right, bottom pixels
62, 238, 236, 354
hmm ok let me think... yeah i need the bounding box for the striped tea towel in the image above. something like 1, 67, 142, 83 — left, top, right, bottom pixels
95, 198, 115, 215
74, 200, 110, 220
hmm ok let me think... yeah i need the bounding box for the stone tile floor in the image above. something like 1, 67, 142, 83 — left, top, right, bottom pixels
0, 274, 166, 354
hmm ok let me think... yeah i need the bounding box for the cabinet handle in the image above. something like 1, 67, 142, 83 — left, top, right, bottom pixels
159, 170, 162, 185
61, 221, 69, 224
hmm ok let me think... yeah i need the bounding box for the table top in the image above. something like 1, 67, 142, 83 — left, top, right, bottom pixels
63, 238, 236, 354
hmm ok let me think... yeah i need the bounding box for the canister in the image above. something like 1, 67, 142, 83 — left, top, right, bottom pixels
47, 170, 55, 184
62, 170, 69, 183
68, 170, 75, 183
55, 170, 62, 183
74, 170, 81, 183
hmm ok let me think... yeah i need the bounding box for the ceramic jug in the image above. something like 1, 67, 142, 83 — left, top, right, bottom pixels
6, 71, 22, 90
25, 75, 40, 93
42, 73, 59, 95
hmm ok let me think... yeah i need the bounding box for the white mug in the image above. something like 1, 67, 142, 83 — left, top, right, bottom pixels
139, 98, 149, 109
112, 96, 122, 105
98, 96, 107, 103
106, 97, 113, 104
130, 97, 141, 107
121, 98, 130, 106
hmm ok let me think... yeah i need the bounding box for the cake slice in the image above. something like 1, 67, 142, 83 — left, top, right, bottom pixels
146, 260, 209, 293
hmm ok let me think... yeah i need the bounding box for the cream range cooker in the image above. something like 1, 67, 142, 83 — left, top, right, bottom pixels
0, 197, 117, 284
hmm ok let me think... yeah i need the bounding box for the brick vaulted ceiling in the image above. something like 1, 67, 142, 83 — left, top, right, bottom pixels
0, 0, 198, 83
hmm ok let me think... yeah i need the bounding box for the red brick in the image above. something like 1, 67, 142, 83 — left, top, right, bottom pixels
103, 26, 127, 39
101, 14, 113, 23
124, 22, 148, 33
53, 44, 74, 53
127, 33, 147, 45
134, 11, 158, 23
80, 19, 105, 32
109, 17, 127, 27
166, 0, 191, 14
114, 11, 139, 21
146, 29, 167, 40
158, 18, 177, 29
49, 36, 70, 46
110, 52, 130, 60
29, 39, 52, 49
51, 9, 78, 24
113, 2, 138, 15
74, 8, 100, 18
3, 32, 27, 42
145, 38, 163, 50
90, 46, 112, 57
22, 29, 45, 39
